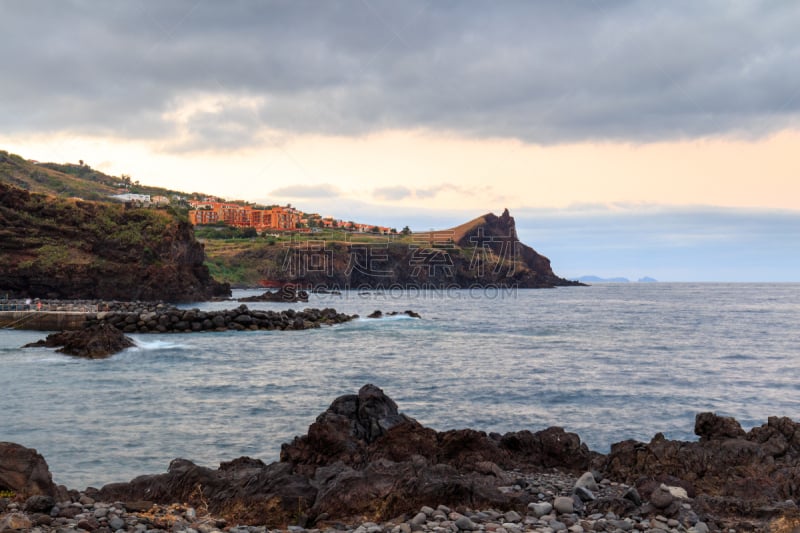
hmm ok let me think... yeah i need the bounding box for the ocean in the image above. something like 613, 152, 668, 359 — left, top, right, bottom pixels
1, 283, 798, 489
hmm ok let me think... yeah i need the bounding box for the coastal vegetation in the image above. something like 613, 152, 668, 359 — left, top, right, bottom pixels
0, 180, 228, 301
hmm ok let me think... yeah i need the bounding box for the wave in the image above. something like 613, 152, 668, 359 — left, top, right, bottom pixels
129, 338, 188, 351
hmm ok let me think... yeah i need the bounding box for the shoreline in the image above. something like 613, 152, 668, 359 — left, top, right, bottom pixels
2, 385, 798, 532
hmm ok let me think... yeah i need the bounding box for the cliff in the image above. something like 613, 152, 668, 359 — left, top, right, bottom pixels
206, 209, 581, 289
0, 181, 230, 301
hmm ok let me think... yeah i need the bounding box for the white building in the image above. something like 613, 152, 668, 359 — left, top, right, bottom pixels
110, 193, 151, 203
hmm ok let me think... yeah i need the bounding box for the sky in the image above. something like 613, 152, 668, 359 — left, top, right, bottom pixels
1, 1, 799, 281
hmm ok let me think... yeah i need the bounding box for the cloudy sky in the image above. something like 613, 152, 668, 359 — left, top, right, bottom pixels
2, 1, 799, 280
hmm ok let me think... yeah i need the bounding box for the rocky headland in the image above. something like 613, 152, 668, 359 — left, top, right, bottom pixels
0, 181, 230, 302
208, 210, 583, 290
2, 385, 799, 532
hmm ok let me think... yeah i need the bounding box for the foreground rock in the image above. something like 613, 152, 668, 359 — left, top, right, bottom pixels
0, 443, 60, 499
23, 323, 134, 358
3, 388, 800, 532
96, 385, 594, 526
596, 412, 800, 528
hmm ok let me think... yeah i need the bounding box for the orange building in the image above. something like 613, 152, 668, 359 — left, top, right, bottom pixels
188, 201, 301, 231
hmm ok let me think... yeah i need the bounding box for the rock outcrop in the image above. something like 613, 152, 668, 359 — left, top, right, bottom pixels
238, 286, 309, 302
596, 412, 800, 525
0, 181, 230, 302
23, 323, 135, 358
96, 385, 593, 526
5, 392, 799, 531
0, 443, 58, 499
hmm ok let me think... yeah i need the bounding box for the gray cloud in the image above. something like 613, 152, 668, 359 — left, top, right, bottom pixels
373, 186, 412, 201
270, 184, 342, 199
2, 1, 800, 147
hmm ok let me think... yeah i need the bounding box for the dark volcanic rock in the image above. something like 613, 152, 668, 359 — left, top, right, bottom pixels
7, 390, 800, 531
0, 442, 58, 499
95, 384, 595, 526
281, 384, 424, 473
597, 412, 800, 524
695, 411, 746, 440
24, 323, 135, 358
239, 286, 309, 302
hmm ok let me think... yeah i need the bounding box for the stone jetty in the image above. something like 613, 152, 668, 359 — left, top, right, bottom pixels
84, 304, 354, 334
3, 386, 800, 532
1, 300, 355, 332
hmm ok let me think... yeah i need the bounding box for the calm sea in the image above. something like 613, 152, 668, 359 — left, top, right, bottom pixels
1, 283, 798, 489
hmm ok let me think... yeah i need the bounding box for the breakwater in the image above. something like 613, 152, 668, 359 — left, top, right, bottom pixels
87, 304, 355, 333
1, 299, 355, 333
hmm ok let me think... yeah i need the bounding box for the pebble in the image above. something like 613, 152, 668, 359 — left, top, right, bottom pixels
574, 472, 598, 492
411, 512, 428, 525
528, 502, 552, 517
553, 496, 574, 514
649, 486, 674, 509
0, 471, 721, 533
455, 515, 477, 530
573, 487, 595, 502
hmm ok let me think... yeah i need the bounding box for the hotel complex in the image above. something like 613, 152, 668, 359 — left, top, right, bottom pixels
188, 200, 392, 234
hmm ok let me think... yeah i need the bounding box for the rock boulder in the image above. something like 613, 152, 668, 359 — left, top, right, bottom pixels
24, 323, 135, 358
0, 443, 58, 499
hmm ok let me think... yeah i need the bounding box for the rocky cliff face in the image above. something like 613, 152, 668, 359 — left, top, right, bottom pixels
245, 209, 580, 289
0, 181, 230, 301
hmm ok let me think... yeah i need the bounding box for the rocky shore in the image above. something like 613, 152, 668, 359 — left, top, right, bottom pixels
2, 385, 799, 532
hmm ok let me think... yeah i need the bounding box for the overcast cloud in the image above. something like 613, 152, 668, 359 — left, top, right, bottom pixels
3, 1, 800, 150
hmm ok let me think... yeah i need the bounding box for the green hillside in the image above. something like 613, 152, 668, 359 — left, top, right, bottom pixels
0, 149, 184, 201
0, 180, 229, 301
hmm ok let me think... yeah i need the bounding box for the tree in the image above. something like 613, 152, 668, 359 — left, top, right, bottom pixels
370, 226, 380, 233
401, 226, 411, 235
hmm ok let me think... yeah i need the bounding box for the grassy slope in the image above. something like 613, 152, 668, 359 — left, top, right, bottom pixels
0, 149, 185, 201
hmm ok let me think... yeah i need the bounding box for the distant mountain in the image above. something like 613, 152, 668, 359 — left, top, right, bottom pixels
577, 275, 630, 283
638, 276, 658, 282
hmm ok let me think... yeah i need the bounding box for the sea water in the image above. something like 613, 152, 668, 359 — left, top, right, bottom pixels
1, 283, 799, 489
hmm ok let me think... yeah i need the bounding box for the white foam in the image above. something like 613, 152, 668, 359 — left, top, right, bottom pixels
130, 338, 186, 351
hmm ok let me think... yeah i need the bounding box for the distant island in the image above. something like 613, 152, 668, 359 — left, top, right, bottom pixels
578, 275, 658, 283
